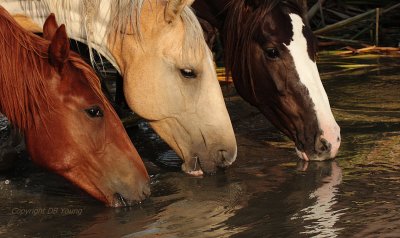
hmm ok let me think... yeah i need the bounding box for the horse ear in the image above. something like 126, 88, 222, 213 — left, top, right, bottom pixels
164, 0, 194, 23
48, 24, 70, 71
43, 13, 59, 40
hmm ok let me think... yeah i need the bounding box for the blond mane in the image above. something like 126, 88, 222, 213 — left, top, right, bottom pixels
20, 0, 206, 65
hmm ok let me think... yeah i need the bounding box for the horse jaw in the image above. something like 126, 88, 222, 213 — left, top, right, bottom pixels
284, 13, 341, 161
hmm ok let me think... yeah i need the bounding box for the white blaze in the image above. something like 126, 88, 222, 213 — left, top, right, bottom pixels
284, 14, 340, 159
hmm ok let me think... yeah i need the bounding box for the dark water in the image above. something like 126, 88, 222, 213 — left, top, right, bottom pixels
0, 54, 399, 237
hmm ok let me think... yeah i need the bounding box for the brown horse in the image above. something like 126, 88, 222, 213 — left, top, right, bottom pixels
0, 7, 149, 207
193, 0, 341, 161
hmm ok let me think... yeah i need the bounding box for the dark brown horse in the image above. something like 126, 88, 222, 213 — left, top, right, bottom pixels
193, 0, 341, 161
0, 7, 149, 207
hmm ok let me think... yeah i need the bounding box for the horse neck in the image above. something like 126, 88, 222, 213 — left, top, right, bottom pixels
2, 0, 119, 71
192, 0, 231, 31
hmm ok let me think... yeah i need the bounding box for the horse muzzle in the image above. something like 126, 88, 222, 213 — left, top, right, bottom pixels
111, 184, 150, 207
296, 125, 341, 161
109, 179, 151, 207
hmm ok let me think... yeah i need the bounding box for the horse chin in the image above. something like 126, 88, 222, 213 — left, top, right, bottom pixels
181, 155, 205, 176
180, 150, 219, 176
184, 168, 204, 177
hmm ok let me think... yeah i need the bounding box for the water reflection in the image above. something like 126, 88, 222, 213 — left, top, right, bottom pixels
74, 151, 347, 238
218, 160, 345, 238
292, 161, 345, 238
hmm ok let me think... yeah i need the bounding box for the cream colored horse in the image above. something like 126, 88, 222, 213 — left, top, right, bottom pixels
2, 0, 237, 175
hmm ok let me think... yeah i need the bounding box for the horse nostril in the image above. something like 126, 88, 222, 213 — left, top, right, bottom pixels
318, 138, 331, 153
218, 150, 235, 167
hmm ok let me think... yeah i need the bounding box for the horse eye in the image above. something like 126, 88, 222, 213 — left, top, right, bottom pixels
265, 48, 280, 59
180, 68, 197, 79
85, 106, 104, 118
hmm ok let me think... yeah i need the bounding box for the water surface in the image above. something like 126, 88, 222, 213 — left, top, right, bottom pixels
0, 54, 399, 237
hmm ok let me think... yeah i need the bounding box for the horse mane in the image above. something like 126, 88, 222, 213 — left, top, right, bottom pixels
0, 7, 109, 131
105, 0, 206, 60
223, 0, 304, 100
21, 0, 206, 64
0, 7, 51, 131
105, 0, 207, 61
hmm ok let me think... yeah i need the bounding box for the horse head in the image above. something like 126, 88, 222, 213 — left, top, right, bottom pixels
224, 0, 340, 161
109, 0, 237, 174
23, 14, 150, 206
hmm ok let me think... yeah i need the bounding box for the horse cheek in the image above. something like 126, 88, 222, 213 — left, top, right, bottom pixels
24, 123, 70, 172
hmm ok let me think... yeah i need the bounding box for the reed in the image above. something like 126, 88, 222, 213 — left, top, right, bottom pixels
307, 0, 400, 49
